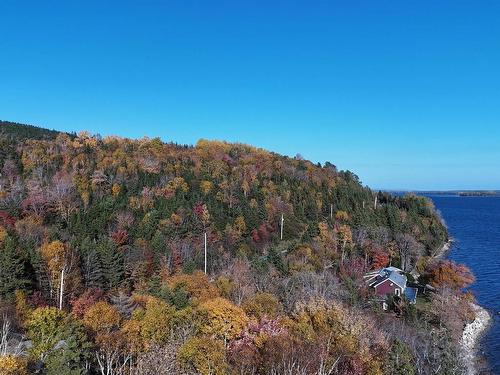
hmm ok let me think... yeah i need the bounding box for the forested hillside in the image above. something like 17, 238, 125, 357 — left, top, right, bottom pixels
0, 122, 474, 375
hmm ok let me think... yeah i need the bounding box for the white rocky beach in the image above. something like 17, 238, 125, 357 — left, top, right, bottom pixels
461, 303, 491, 375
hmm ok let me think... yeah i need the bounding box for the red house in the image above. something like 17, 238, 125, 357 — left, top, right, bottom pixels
364, 266, 417, 304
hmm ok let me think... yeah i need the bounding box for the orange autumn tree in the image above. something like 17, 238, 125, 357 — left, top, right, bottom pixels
83, 301, 122, 336
82, 302, 127, 375
427, 260, 475, 290
242, 292, 281, 319
370, 252, 390, 270
121, 296, 180, 354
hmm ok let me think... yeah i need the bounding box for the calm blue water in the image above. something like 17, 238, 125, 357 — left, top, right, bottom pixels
426, 195, 500, 373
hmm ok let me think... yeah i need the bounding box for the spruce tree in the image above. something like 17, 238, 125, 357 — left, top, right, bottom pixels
0, 237, 28, 300
97, 237, 124, 290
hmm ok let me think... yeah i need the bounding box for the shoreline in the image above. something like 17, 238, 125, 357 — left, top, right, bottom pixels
434, 238, 453, 259
433, 239, 492, 374
461, 303, 491, 375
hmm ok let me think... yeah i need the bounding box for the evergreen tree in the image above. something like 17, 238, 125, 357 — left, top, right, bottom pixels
97, 237, 124, 290
79, 238, 104, 289
0, 237, 28, 300
383, 340, 416, 375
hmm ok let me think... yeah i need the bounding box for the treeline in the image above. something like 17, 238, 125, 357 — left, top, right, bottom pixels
0, 121, 62, 141
0, 123, 472, 375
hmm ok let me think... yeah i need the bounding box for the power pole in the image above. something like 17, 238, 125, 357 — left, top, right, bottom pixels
204, 232, 207, 274
330, 204, 333, 220
280, 214, 284, 240
59, 268, 65, 310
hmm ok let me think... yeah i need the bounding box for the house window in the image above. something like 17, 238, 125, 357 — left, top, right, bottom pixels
395, 288, 400, 297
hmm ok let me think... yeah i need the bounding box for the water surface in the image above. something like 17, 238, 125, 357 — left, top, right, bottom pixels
426, 195, 500, 373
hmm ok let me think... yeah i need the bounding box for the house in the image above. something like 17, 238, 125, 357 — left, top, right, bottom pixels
364, 266, 418, 305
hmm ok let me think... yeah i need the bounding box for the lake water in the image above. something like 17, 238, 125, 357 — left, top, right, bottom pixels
425, 195, 500, 374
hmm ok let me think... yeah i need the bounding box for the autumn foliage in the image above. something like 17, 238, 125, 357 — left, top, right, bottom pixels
0, 122, 464, 375
0, 356, 28, 375
426, 260, 475, 290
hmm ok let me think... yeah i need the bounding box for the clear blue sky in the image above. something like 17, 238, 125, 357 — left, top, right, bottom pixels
1, 1, 499, 190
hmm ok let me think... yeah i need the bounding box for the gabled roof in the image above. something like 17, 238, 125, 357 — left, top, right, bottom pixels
385, 266, 404, 273
386, 271, 407, 289
364, 266, 403, 278
366, 267, 407, 290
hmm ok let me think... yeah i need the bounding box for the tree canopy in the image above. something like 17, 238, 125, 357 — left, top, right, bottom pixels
0, 122, 471, 375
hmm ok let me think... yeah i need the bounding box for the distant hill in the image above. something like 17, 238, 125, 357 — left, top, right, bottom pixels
456, 191, 500, 197
0, 120, 64, 140
389, 190, 500, 197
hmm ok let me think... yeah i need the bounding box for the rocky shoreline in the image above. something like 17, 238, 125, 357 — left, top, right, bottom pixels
434, 240, 492, 374
434, 238, 453, 259
461, 303, 491, 375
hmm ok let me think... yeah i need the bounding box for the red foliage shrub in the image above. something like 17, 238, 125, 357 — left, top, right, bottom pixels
71, 288, 104, 318
192, 202, 205, 218
370, 251, 390, 269
251, 223, 273, 243
337, 355, 365, 375
251, 229, 260, 242
28, 291, 48, 308
111, 229, 129, 246
228, 318, 286, 371
0, 211, 16, 228
340, 257, 366, 280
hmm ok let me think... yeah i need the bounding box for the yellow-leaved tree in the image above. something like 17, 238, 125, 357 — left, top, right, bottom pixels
0, 355, 29, 375
121, 296, 175, 353
167, 271, 219, 304
139, 297, 175, 346
83, 301, 121, 336
198, 297, 248, 342
177, 336, 227, 375
0, 226, 7, 244
40, 241, 68, 308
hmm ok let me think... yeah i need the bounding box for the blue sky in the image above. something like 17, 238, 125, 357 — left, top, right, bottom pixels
1, 1, 499, 190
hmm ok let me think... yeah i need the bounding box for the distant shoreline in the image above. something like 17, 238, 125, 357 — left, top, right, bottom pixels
384, 190, 500, 197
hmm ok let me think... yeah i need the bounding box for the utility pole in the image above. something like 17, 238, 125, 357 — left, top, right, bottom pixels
204, 232, 207, 274
280, 214, 284, 240
59, 268, 65, 310
330, 204, 333, 221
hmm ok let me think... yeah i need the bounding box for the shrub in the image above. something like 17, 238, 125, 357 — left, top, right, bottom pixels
242, 292, 281, 319
0, 355, 28, 375
177, 336, 227, 375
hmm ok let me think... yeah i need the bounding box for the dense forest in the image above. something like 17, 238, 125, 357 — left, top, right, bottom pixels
0, 121, 475, 375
